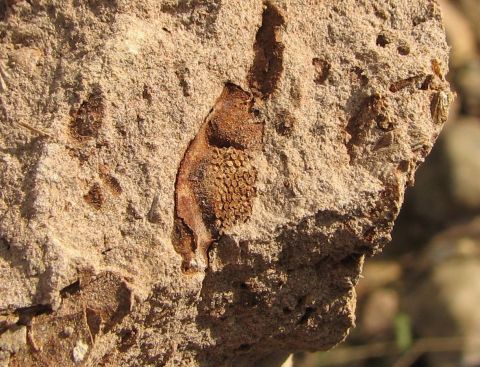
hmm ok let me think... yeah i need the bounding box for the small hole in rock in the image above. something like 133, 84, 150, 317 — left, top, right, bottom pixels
275, 110, 296, 136
69, 89, 105, 141
298, 307, 315, 324
142, 85, 152, 104
296, 295, 306, 307
239, 344, 251, 351
376, 34, 390, 47
351, 67, 368, 86
398, 160, 410, 172
60, 280, 81, 297
397, 44, 410, 55
340, 254, 361, 268
118, 327, 138, 352
420, 75, 434, 90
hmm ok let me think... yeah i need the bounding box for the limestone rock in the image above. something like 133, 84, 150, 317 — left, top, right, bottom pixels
0, 0, 451, 366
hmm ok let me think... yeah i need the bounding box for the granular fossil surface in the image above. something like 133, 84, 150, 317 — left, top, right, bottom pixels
173, 83, 264, 273
0, 0, 452, 366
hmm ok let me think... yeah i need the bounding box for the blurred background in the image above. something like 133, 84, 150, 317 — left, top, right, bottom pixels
293, 1, 480, 366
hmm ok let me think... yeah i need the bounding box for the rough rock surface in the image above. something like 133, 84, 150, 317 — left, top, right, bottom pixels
0, 0, 451, 366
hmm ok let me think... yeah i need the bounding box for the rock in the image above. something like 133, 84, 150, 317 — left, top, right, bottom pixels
281, 355, 294, 367
0, 325, 26, 367
7, 271, 132, 366
392, 116, 480, 247
72, 340, 88, 364
0, 326, 26, 354
0, 0, 451, 366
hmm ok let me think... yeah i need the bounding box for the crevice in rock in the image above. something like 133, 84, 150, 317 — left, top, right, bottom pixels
376, 33, 390, 47
59, 280, 81, 297
248, 2, 285, 98
297, 307, 315, 325
84, 182, 105, 210
15, 304, 52, 326
389, 74, 426, 93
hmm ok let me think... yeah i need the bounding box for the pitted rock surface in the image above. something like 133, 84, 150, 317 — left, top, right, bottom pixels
0, 1, 451, 366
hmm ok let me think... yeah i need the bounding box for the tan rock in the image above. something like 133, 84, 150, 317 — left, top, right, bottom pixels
0, 0, 451, 365
0, 326, 26, 367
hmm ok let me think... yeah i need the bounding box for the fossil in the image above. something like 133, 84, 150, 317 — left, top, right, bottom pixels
172, 2, 284, 273
172, 84, 264, 273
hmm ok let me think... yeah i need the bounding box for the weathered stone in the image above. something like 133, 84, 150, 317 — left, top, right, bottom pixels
0, 326, 26, 367
0, 0, 451, 366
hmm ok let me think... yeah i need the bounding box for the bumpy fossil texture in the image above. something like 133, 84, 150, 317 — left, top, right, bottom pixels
173, 83, 263, 272
207, 147, 257, 231
0, 0, 451, 366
